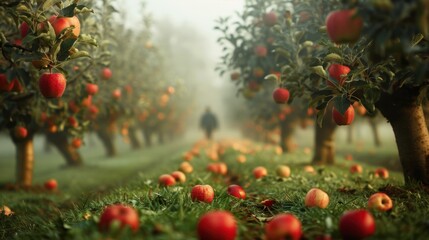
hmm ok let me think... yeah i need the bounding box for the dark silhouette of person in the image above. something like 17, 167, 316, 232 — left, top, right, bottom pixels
200, 107, 218, 140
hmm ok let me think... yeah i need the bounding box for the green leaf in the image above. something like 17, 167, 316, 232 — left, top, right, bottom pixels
324, 53, 343, 62
311, 66, 327, 79
61, 3, 77, 17
69, 51, 91, 60
43, 0, 60, 11
264, 74, 278, 82
57, 38, 77, 61
333, 95, 351, 115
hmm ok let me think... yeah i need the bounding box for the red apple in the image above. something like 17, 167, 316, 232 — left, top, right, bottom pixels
265, 214, 302, 240
217, 162, 228, 175
191, 184, 214, 203
339, 209, 376, 240
86, 83, 98, 95
71, 138, 82, 149
0, 206, 13, 216
20, 22, 30, 38
272, 88, 290, 104
254, 45, 268, 57
98, 204, 139, 233
374, 167, 389, 179
112, 89, 121, 100
350, 164, 363, 174
44, 179, 58, 190
305, 188, 329, 208
227, 184, 246, 199
276, 165, 291, 178
261, 199, 276, 208
171, 171, 186, 183
253, 166, 268, 179
68, 116, 78, 128
303, 165, 315, 173
263, 12, 277, 26
197, 211, 237, 240
327, 64, 350, 87
326, 9, 363, 44
49, 15, 80, 37
101, 67, 112, 80
252, 67, 265, 78
179, 161, 193, 173
332, 105, 355, 125
368, 192, 393, 212
236, 154, 246, 163
0, 74, 15, 92
158, 174, 176, 187
230, 72, 240, 81
14, 126, 28, 139
39, 73, 67, 98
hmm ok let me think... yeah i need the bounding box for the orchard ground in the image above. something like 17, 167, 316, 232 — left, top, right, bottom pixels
1, 125, 428, 239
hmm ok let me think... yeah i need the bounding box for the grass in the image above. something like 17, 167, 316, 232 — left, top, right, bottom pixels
1, 125, 429, 239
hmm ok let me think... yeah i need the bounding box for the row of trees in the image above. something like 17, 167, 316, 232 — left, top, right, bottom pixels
0, 0, 192, 188
217, 0, 429, 187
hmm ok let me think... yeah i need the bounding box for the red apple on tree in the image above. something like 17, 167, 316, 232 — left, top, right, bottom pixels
98, 204, 139, 233
263, 12, 277, 26
44, 179, 58, 190
265, 213, 302, 240
191, 184, 214, 203
254, 45, 268, 57
326, 9, 363, 44
71, 138, 82, 149
197, 211, 237, 240
101, 67, 112, 80
305, 188, 329, 208
14, 126, 28, 139
112, 88, 121, 100
327, 64, 350, 87
230, 72, 240, 81
368, 192, 393, 212
49, 15, 80, 38
86, 83, 99, 95
332, 105, 355, 125
227, 184, 246, 199
273, 88, 290, 104
0, 74, 15, 92
339, 209, 376, 240
39, 73, 67, 98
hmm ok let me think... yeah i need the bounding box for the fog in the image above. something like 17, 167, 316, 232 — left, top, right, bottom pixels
119, 0, 246, 137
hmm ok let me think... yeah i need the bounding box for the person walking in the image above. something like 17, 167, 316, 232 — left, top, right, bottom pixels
200, 107, 218, 140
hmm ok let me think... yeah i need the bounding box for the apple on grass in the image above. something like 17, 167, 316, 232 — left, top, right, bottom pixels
158, 174, 175, 187
339, 209, 375, 240
368, 192, 393, 212
98, 204, 139, 233
197, 211, 237, 240
227, 185, 246, 199
305, 188, 329, 208
374, 167, 389, 179
191, 185, 214, 203
0, 206, 13, 216
276, 165, 291, 178
44, 179, 58, 190
253, 166, 267, 179
171, 171, 186, 183
350, 164, 363, 174
265, 213, 302, 240
179, 161, 193, 173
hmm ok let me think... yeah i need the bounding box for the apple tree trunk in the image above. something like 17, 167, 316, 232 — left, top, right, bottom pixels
128, 125, 141, 149
312, 106, 337, 165
368, 117, 381, 147
46, 131, 83, 166
377, 90, 429, 186
347, 124, 354, 144
279, 119, 295, 153
96, 128, 116, 157
142, 127, 152, 147
10, 131, 34, 187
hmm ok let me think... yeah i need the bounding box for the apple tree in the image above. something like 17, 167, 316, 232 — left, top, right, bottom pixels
273, 0, 429, 186
0, 0, 96, 186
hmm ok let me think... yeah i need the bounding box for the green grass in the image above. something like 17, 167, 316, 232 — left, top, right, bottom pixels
1, 125, 428, 239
